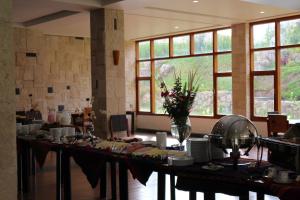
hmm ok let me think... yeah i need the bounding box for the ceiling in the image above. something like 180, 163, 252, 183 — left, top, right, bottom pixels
12, 0, 300, 40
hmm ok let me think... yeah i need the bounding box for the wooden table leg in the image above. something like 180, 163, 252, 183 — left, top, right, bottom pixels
157, 172, 166, 200
204, 192, 215, 200
257, 192, 264, 200
100, 163, 107, 199
63, 152, 71, 200
21, 142, 29, 193
111, 162, 117, 200
239, 192, 249, 200
17, 147, 22, 192
189, 191, 196, 200
31, 147, 36, 176
119, 161, 128, 200
170, 175, 175, 200
56, 149, 62, 200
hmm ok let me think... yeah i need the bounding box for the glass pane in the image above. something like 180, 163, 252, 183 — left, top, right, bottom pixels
155, 56, 213, 116
139, 41, 150, 60
280, 18, 300, 46
138, 61, 151, 77
254, 76, 274, 117
218, 54, 232, 72
194, 32, 213, 54
138, 81, 151, 112
217, 77, 232, 115
217, 29, 232, 52
254, 50, 275, 71
253, 23, 275, 48
280, 48, 300, 119
173, 35, 190, 56
154, 38, 169, 58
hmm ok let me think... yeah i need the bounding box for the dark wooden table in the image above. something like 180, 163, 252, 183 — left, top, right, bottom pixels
17, 137, 300, 200
17, 137, 63, 200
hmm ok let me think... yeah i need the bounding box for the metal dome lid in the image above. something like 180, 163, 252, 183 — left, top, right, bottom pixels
211, 115, 258, 149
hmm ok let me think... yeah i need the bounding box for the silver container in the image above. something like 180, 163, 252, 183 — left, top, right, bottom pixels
187, 138, 210, 163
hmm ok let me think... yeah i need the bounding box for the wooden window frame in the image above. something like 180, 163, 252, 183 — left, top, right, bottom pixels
136, 27, 232, 118
250, 15, 300, 121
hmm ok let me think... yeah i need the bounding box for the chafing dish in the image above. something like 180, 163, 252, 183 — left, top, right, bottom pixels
260, 124, 300, 173
211, 115, 258, 168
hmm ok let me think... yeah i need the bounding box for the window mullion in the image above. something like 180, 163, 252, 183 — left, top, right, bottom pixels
150, 40, 155, 113
275, 21, 281, 112
213, 30, 218, 117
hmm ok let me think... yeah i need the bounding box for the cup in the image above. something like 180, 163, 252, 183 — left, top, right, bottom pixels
29, 124, 41, 133
22, 125, 30, 135
156, 132, 167, 149
277, 170, 290, 183
50, 128, 62, 142
266, 167, 278, 178
61, 127, 69, 137
16, 123, 22, 134
67, 127, 76, 136
277, 170, 296, 183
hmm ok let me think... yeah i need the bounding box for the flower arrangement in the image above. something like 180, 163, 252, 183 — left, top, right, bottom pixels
160, 71, 199, 141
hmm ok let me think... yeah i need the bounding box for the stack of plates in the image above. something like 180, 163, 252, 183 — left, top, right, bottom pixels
186, 138, 210, 163
168, 156, 194, 166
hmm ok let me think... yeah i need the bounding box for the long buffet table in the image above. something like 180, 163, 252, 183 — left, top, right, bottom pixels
17, 136, 300, 200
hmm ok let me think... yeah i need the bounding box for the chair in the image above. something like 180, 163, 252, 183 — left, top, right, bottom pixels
109, 114, 130, 138
267, 114, 289, 137
83, 107, 92, 133
71, 113, 84, 133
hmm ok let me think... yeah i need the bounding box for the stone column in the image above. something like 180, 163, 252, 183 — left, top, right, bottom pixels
90, 8, 125, 138
0, 0, 17, 199
232, 23, 250, 118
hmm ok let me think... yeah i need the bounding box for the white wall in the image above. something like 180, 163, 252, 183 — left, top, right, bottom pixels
137, 115, 268, 136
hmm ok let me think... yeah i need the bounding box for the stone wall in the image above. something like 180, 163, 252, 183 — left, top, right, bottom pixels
0, 0, 17, 199
232, 23, 250, 117
125, 40, 136, 111
14, 28, 91, 119
91, 8, 125, 138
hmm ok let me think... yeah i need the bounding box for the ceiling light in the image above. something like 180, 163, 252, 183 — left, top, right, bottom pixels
193, 0, 199, 3
260, 11, 265, 14
174, 26, 179, 29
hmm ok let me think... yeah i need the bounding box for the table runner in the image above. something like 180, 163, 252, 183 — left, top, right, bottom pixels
17, 137, 300, 199
264, 178, 300, 200
30, 140, 56, 168
175, 161, 300, 200
125, 158, 156, 185
65, 147, 107, 188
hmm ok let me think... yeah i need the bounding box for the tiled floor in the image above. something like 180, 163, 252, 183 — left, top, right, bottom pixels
19, 133, 279, 200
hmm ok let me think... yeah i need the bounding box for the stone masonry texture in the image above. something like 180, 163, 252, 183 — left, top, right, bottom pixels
0, 0, 17, 199
91, 8, 125, 138
14, 28, 92, 119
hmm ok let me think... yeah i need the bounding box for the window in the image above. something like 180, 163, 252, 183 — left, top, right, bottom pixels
136, 28, 232, 117
216, 29, 232, 115
250, 16, 300, 120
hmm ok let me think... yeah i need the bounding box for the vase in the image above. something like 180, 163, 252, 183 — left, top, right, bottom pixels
170, 117, 192, 147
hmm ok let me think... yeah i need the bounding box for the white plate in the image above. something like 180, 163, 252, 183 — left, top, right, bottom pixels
141, 141, 156, 146
273, 178, 294, 184
168, 156, 194, 166
202, 164, 224, 171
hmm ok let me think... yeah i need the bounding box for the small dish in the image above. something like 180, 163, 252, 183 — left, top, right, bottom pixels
141, 141, 156, 146
168, 156, 194, 166
273, 178, 294, 184
202, 164, 224, 171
